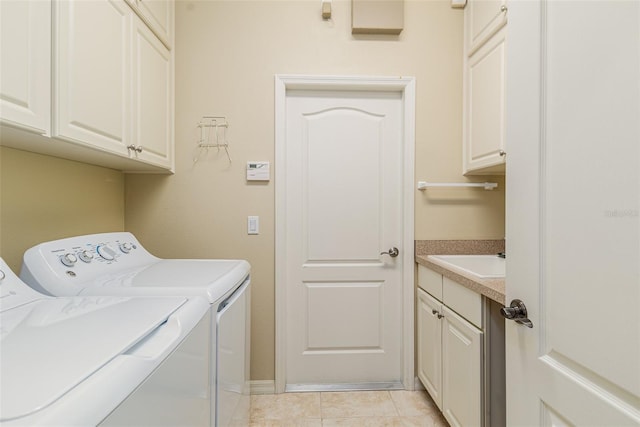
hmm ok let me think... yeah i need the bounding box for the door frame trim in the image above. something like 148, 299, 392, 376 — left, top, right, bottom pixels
274, 75, 416, 393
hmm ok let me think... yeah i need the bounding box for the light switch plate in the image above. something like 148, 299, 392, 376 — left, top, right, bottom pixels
248, 216, 259, 235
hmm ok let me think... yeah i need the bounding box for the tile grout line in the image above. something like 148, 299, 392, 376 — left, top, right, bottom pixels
384, 390, 401, 417
388, 390, 401, 417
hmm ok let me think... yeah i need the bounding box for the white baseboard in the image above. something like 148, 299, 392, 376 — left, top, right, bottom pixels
250, 379, 421, 395
250, 380, 276, 395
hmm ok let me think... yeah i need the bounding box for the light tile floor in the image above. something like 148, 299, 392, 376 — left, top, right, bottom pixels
250, 390, 450, 426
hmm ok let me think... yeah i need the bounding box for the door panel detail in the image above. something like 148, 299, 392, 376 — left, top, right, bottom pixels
303, 108, 383, 263
304, 281, 383, 351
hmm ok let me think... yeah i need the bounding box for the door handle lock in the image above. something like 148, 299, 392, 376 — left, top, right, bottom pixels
500, 299, 534, 328
380, 247, 399, 258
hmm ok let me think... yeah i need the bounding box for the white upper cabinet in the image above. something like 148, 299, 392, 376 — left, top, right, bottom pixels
463, 0, 507, 175
127, 0, 173, 49
465, 0, 507, 55
0, 0, 174, 172
0, 0, 51, 135
54, 0, 131, 156
463, 25, 506, 175
131, 17, 173, 169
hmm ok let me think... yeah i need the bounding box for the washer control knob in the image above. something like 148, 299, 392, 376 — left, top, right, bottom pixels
119, 242, 133, 254
97, 245, 117, 261
60, 253, 78, 267
78, 250, 94, 263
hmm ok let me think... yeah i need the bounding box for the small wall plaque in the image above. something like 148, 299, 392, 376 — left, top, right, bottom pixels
351, 0, 404, 35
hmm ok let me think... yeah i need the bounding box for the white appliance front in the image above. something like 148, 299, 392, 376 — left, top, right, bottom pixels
216, 279, 251, 426
20, 232, 251, 427
0, 257, 210, 426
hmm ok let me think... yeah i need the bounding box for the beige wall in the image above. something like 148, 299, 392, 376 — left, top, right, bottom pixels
125, 0, 505, 382
0, 146, 125, 273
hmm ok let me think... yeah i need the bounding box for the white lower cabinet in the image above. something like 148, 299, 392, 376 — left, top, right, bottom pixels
417, 264, 504, 427
417, 287, 482, 427
441, 305, 482, 427
417, 289, 443, 406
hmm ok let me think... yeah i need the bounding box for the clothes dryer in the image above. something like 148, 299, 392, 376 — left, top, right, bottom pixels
20, 232, 251, 427
0, 257, 211, 426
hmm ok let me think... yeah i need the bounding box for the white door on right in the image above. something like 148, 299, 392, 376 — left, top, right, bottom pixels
506, 1, 640, 425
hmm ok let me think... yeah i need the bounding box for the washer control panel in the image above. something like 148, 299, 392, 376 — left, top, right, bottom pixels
51, 240, 140, 268
20, 232, 158, 295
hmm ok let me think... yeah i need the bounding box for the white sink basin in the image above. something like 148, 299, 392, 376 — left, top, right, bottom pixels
428, 255, 505, 279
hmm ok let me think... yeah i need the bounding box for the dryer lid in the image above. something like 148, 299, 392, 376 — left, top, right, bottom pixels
85, 259, 250, 304
0, 295, 187, 422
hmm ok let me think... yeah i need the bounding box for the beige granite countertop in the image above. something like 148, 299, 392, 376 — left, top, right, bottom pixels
415, 240, 506, 305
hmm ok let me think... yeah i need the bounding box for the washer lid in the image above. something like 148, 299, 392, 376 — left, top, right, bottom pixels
0, 295, 187, 422
87, 259, 250, 303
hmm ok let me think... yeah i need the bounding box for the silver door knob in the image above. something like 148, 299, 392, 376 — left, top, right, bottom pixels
500, 299, 533, 328
380, 247, 399, 257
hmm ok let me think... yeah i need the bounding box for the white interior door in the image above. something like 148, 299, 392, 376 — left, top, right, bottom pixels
506, 1, 640, 425
276, 76, 415, 392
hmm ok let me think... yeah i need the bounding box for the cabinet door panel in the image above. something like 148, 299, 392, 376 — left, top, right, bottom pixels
54, 0, 130, 154
0, 0, 51, 134
136, 0, 172, 48
464, 25, 506, 174
466, 0, 507, 55
442, 306, 483, 427
131, 17, 172, 169
417, 289, 443, 409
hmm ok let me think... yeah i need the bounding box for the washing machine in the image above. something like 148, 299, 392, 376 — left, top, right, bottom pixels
0, 257, 211, 426
20, 232, 251, 427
